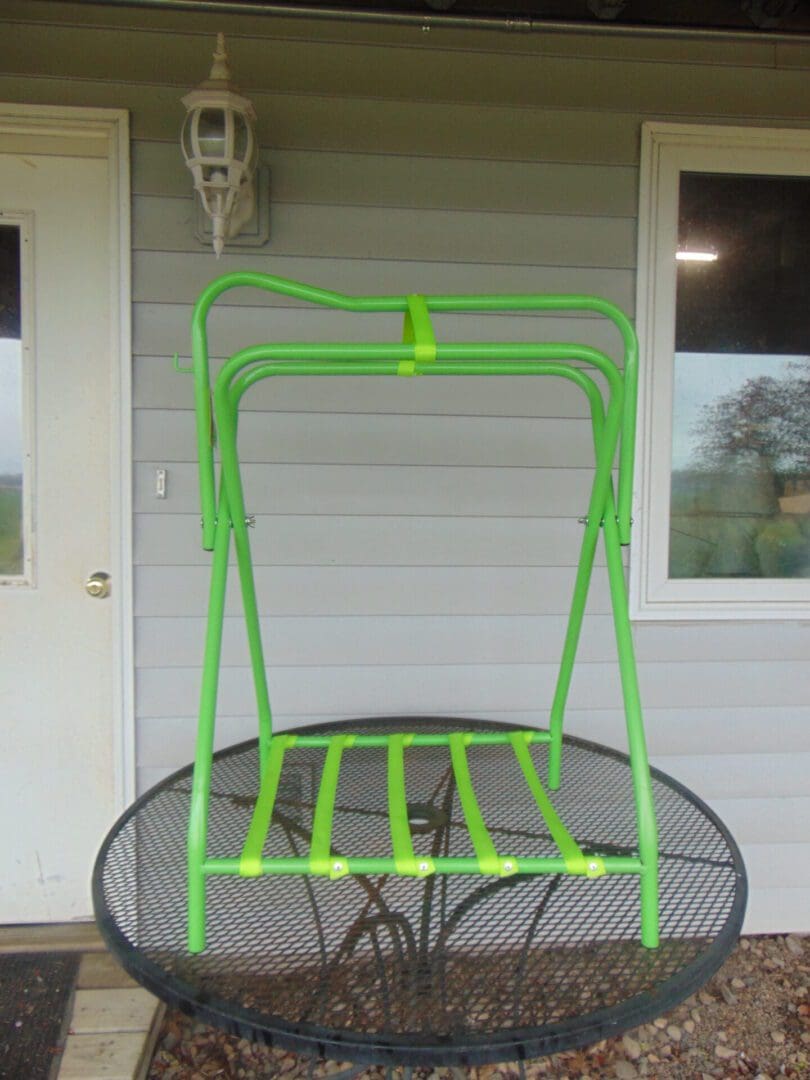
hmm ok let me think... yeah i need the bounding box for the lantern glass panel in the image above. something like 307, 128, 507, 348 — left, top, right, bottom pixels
181, 113, 195, 162
197, 108, 227, 159
233, 112, 249, 165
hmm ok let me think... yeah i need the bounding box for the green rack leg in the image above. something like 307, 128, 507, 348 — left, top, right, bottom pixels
220, 425, 275, 776
187, 493, 232, 954
603, 506, 659, 949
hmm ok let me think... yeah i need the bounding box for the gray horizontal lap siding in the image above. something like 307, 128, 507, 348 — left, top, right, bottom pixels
4, 2, 809, 932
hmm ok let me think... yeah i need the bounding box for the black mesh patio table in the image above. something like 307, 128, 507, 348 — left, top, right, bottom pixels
93, 717, 746, 1068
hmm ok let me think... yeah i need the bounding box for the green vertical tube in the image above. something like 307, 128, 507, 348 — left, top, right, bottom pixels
187, 494, 232, 953
547, 512, 602, 791
602, 506, 659, 948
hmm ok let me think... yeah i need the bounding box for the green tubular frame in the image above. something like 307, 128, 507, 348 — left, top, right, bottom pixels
183, 272, 658, 955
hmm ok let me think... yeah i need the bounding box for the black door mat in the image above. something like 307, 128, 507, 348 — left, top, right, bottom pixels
0, 952, 79, 1080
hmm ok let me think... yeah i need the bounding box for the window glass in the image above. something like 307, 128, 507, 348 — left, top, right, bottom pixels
670, 173, 810, 579
0, 223, 23, 577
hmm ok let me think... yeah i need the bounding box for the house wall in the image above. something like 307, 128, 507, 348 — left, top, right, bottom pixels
2, 0, 809, 932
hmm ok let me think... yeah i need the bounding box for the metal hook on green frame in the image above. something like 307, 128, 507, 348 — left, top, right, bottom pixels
173, 352, 194, 374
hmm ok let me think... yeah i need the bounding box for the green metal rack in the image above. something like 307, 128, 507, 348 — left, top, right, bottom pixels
182, 272, 659, 954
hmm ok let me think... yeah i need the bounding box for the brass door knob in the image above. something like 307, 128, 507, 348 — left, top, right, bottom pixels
85, 571, 111, 598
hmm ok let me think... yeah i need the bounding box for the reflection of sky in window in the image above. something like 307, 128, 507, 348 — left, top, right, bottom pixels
671, 353, 802, 470
0, 337, 22, 474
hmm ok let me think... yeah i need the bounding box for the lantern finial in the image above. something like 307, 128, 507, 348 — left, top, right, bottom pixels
209, 34, 231, 83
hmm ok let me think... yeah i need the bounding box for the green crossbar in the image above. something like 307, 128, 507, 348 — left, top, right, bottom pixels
184, 272, 659, 956
282, 732, 551, 749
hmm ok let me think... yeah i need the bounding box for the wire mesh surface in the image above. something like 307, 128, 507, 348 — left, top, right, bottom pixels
93, 717, 746, 1067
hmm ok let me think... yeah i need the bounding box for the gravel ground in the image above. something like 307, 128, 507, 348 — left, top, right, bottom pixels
149, 934, 808, 1079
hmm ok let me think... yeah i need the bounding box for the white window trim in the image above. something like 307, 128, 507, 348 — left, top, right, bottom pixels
632, 121, 810, 621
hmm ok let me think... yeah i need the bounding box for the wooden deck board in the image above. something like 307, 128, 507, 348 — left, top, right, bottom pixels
55, 951, 163, 1080
58, 1032, 148, 1080
0, 921, 105, 953
71, 988, 160, 1034
78, 952, 139, 990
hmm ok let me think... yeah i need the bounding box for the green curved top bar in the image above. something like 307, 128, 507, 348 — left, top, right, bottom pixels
190, 271, 639, 550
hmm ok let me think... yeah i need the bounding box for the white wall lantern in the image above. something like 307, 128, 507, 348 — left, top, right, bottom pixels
181, 33, 258, 257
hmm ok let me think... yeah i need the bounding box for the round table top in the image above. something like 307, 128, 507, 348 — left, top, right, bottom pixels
93, 717, 746, 1067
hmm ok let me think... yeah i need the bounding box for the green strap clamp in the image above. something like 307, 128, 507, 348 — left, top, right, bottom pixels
398, 294, 436, 377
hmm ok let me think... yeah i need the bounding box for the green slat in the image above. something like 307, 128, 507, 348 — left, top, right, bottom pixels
238, 735, 292, 877
309, 735, 348, 878
387, 734, 434, 877
448, 734, 517, 876
509, 732, 604, 877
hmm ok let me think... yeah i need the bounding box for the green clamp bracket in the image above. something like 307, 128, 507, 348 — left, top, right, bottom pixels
584, 856, 607, 878
394, 856, 435, 878
328, 859, 350, 880
499, 857, 519, 877
398, 294, 436, 377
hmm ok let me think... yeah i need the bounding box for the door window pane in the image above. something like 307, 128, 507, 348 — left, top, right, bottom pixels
0, 224, 24, 577
670, 173, 810, 579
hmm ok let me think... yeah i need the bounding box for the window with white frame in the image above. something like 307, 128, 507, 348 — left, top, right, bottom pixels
632, 122, 810, 620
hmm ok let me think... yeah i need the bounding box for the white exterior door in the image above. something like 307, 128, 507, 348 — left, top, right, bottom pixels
0, 107, 131, 923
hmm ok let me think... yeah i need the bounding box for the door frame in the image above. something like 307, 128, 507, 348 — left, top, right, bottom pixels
0, 102, 134, 811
